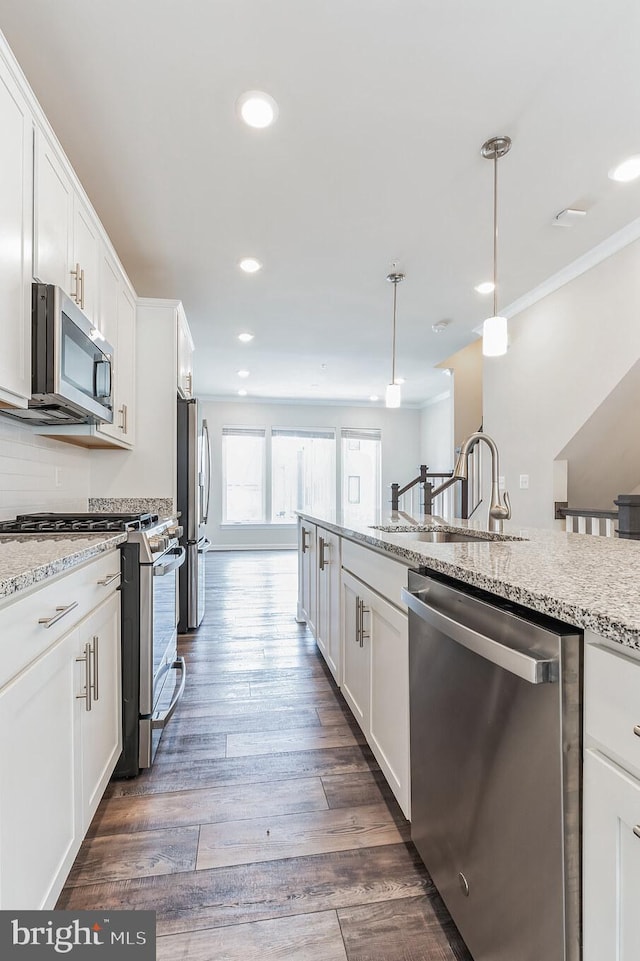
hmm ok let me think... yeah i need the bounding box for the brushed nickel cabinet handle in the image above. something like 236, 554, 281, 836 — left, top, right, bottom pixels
80, 267, 85, 309
301, 527, 309, 554
76, 641, 92, 712
71, 263, 81, 303
39, 601, 78, 629
633, 725, 640, 738
97, 572, 119, 587
186, 372, 193, 395
123, 403, 128, 434
633, 826, 640, 840
91, 635, 99, 702
360, 601, 370, 645
318, 535, 325, 571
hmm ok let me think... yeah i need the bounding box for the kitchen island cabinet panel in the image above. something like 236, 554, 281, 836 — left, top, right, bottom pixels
316, 528, 342, 684
583, 749, 640, 961
340, 567, 410, 817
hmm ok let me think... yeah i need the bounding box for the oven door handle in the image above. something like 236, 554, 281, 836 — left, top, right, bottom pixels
151, 657, 187, 730
153, 546, 186, 577
401, 587, 558, 684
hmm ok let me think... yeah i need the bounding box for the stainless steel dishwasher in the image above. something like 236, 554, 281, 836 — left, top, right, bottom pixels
402, 569, 582, 961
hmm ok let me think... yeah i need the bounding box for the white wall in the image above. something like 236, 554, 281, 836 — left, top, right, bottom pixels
0, 417, 90, 521
483, 237, 640, 529
420, 392, 453, 472
201, 399, 422, 548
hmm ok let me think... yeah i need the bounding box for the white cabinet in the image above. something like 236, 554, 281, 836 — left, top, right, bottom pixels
0, 49, 33, 408
583, 638, 640, 961
296, 519, 317, 634
583, 750, 640, 961
177, 304, 195, 398
94, 249, 136, 448
0, 627, 80, 909
76, 592, 121, 831
341, 569, 370, 731
34, 128, 100, 323
0, 552, 122, 909
340, 566, 410, 816
316, 528, 342, 684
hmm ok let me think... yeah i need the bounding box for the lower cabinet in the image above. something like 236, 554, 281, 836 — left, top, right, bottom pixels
0, 628, 80, 909
583, 638, 640, 961
316, 528, 341, 685
77, 592, 122, 831
341, 568, 410, 818
296, 519, 317, 633
583, 749, 640, 961
0, 585, 121, 908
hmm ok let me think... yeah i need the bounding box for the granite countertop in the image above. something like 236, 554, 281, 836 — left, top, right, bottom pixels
298, 510, 640, 651
0, 533, 126, 603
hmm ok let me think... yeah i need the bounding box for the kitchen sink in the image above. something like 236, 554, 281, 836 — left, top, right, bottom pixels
402, 530, 489, 543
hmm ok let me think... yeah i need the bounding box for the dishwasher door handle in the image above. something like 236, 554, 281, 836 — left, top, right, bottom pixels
401, 587, 558, 684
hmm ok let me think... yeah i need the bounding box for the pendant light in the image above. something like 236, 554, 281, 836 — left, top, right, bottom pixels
481, 136, 511, 357
385, 270, 405, 408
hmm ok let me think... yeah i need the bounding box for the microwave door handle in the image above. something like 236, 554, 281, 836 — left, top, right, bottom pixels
93, 356, 112, 402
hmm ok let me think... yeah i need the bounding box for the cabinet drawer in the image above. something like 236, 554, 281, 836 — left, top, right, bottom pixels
585, 643, 640, 777
341, 537, 410, 610
0, 550, 121, 691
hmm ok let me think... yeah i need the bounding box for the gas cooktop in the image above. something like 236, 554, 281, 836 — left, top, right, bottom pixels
0, 512, 159, 534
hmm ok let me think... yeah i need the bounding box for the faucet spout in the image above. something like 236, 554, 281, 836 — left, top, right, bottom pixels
456, 432, 511, 531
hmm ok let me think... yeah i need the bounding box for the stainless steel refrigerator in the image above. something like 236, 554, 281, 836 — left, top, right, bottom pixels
177, 397, 211, 632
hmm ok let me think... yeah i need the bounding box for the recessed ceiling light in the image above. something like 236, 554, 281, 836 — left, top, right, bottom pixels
608, 155, 640, 183
474, 281, 495, 294
239, 258, 262, 274
369, 395, 379, 402
237, 91, 279, 129
238, 332, 254, 343
237, 369, 250, 378
237, 389, 248, 397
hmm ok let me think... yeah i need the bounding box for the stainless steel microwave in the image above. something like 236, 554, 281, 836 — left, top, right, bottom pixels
1, 284, 114, 426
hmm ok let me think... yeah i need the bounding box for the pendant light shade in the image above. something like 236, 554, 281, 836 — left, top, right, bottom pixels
481, 136, 511, 358
385, 383, 401, 408
482, 315, 508, 356
385, 270, 405, 408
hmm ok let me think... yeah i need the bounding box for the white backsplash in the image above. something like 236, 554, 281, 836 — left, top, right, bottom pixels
0, 417, 90, 520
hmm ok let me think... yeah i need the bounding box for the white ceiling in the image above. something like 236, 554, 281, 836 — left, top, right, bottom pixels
2, 0, 640, 405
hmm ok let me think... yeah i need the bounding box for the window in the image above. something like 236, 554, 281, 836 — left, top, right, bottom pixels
222, 427, 266, 522
341, 428, 382, 523
271, 428, 335, 523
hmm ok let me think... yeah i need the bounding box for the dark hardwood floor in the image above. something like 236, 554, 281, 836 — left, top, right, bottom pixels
58, 550, 472, 961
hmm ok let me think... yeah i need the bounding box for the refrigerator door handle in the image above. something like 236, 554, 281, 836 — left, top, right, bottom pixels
202, 418, 211, 524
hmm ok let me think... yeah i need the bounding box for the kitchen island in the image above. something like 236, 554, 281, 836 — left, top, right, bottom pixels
297, 509, 640, 961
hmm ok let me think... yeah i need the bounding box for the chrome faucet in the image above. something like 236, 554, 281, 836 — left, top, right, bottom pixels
453, 432, 511, 532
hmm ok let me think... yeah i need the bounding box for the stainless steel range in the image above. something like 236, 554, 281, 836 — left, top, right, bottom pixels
0, 512, 187, 777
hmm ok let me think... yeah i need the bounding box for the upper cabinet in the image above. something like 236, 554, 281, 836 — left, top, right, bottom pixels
177, 303, 195, 398
0, 47, 33, 409
34, 129, 100, 323
30, 112, 137, 449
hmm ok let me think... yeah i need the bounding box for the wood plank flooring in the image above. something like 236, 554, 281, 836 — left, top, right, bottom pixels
57, 550, 472, 960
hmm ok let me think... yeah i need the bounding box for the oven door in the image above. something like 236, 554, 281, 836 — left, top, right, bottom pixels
139, 546, 186, 768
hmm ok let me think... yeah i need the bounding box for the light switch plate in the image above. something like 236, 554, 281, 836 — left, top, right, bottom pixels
519, 474, 529, 490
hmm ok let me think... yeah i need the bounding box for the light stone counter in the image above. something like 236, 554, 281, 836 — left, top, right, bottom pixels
298, 511, 640, 651
0, 533, 126, 603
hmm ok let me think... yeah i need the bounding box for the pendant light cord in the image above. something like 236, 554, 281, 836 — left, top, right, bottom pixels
493, 151, 498, 318
391, 278, 398, 385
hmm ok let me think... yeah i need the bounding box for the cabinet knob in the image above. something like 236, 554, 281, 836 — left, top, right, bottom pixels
634, 725, 640, 738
